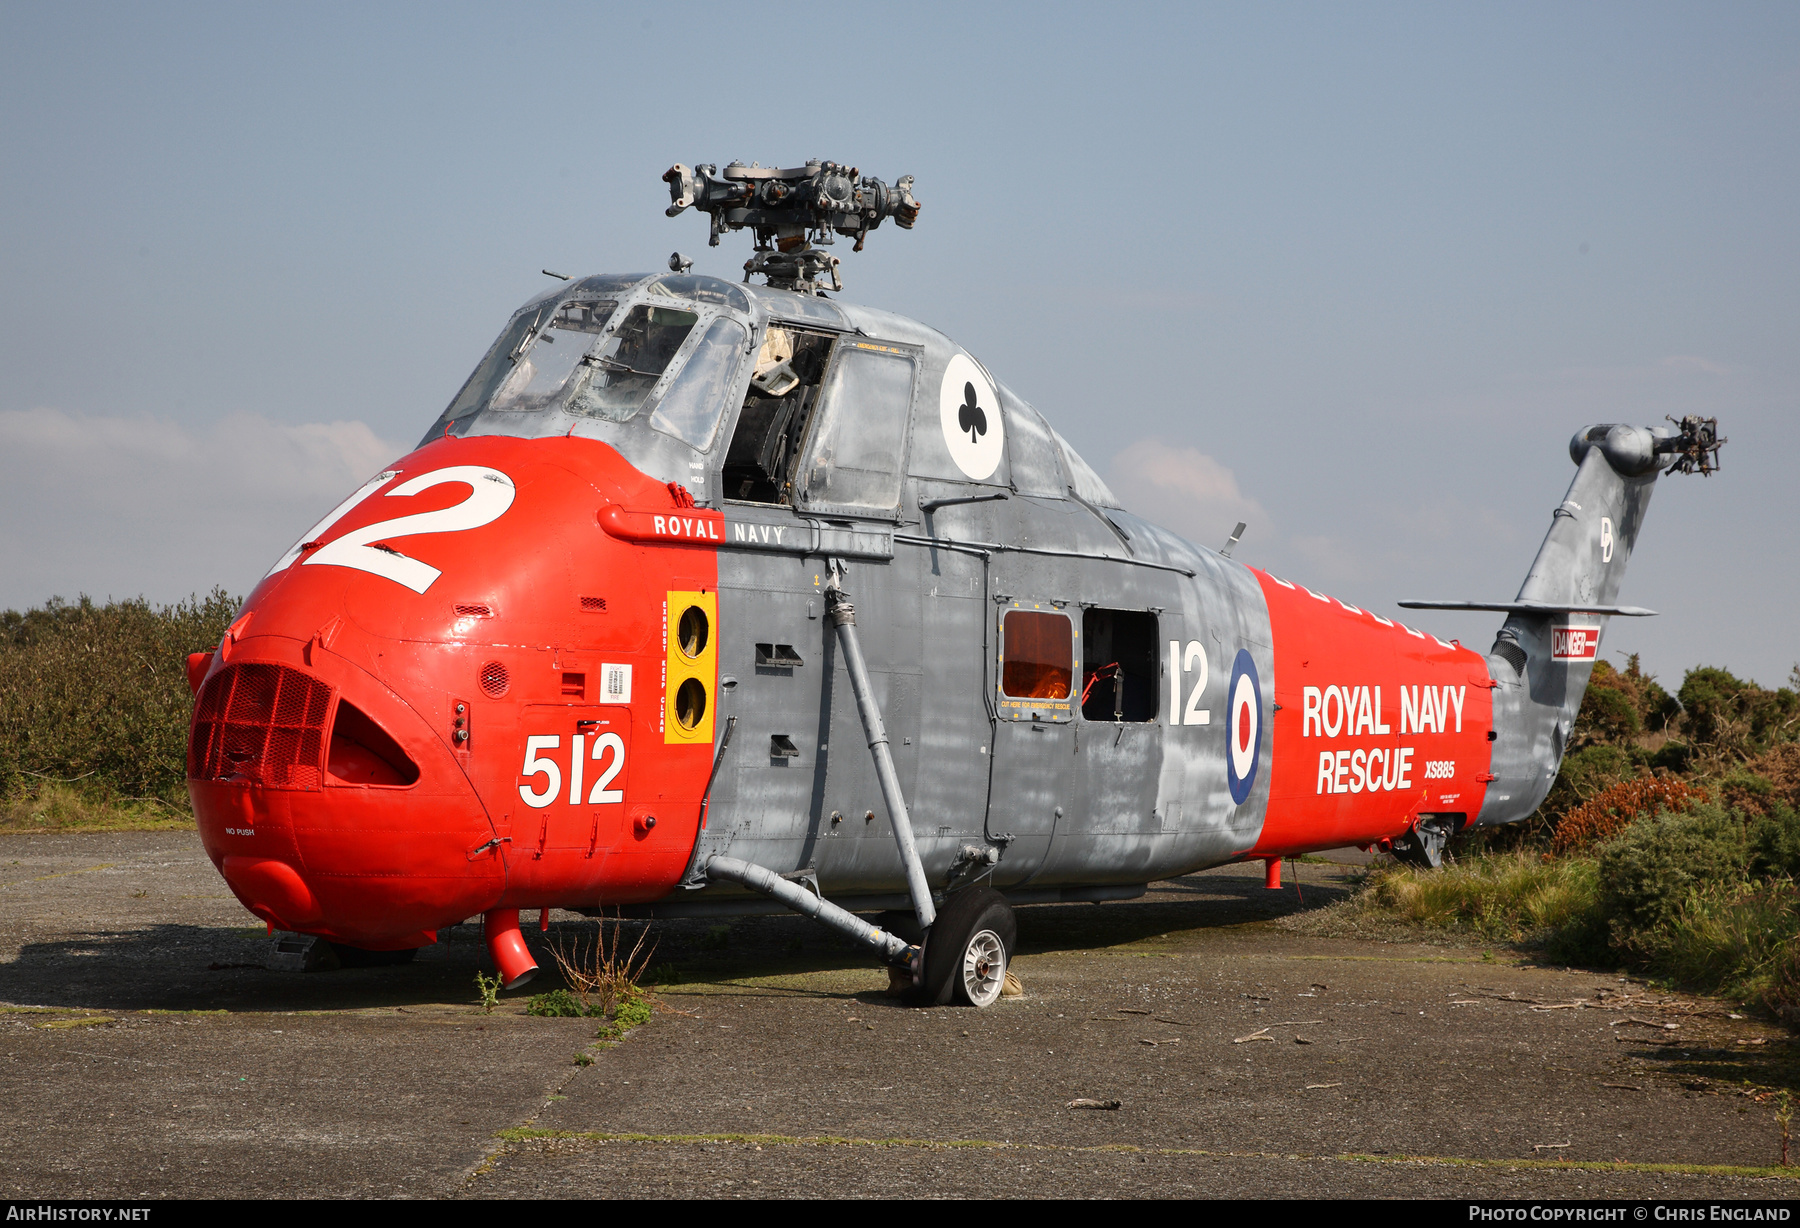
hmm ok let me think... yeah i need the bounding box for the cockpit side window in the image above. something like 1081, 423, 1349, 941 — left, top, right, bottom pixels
796, 343, 917, 515
648, 317, 747, 451
721, 326, 836, 504
567, 304, 700, 422
488, 300, 617, 415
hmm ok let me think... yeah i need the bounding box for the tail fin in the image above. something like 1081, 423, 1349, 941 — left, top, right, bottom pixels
1427, 418, 1722, 825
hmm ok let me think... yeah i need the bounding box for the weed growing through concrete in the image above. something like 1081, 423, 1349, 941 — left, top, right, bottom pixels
526, 989, 590, 1018
548, 915, 656, 1020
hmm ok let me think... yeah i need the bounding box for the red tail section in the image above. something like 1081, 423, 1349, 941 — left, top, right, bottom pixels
1252, 571, 1495, 855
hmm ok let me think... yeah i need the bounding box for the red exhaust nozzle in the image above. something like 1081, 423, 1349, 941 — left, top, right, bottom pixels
483, 909, 539, 990
1264, 857, 1282, 890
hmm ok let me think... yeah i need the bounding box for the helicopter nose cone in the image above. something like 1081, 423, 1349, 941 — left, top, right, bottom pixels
189, 638, 504, 948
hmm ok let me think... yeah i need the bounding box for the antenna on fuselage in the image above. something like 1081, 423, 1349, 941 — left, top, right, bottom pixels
661, 160, 921, 295
1220, 522, 1247, 558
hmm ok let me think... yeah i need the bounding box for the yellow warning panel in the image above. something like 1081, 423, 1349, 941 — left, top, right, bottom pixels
664, 590, 717, 745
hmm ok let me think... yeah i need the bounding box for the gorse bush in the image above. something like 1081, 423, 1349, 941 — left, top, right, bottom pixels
1551, 775, 1707, 857
1621, 878, 1800, 1005
1679, 667, 1800, 758
0, 591, 238, 805
1595, 802, 1749, 932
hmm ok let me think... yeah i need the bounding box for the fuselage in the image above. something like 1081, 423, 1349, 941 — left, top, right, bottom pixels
188, 270, 1497, 948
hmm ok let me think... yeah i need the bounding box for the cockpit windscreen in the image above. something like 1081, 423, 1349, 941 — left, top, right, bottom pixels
567, 305, 699, 421
490, 301, 618, 415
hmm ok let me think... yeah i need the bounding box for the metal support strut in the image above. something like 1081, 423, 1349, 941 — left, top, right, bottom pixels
825, 563, 937, 931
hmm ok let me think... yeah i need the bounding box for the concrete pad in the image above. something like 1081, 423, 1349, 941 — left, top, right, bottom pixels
1, 832, 1795, 1199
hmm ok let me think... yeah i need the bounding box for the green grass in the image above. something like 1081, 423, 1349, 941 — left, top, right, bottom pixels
1350, 853, 1601, 943
0, 782, 194, 834
1628, 879, 1800, 1007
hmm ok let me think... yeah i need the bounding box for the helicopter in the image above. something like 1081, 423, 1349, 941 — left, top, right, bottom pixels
184, 159, 1725, 1007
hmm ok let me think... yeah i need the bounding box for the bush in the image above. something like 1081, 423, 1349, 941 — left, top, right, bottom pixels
1750, 803, 1800, 880
1572, 679, 1640, 747
1625, 878, 1800, 1001
1736, 744, 1800, 815
1595, 802, 1748, 932
1550, 775, 1705, 857
0, 591, 238, 803
1678, 667, 1799, 759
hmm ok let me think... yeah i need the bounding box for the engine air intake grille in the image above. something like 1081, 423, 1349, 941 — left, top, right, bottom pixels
1491, 638, 1528, 677
189, 662, 332, 789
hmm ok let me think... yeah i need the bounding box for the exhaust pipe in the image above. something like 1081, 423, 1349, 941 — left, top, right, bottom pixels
483, 909, 538, 989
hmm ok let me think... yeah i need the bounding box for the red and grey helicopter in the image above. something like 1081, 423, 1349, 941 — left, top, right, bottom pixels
185, 160, 1724, 1006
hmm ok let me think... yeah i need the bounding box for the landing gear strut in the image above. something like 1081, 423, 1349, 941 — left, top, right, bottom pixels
1390, 815, 1460, 869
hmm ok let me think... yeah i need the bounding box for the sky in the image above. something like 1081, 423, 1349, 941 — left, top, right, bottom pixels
1, 2, 1795, 690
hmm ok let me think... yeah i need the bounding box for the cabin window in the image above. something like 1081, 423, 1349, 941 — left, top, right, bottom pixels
566, 304, 700, 422
649, 317, 746, 450
797, 343, 917, 514
999, 610, 1074, 720
722, 326, 836, 504
1080, 608, 1159, 723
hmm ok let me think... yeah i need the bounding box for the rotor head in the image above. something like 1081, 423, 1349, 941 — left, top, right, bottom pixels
663, 160, 920, 293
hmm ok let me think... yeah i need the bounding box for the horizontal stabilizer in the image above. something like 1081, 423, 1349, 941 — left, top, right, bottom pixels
1397, 599, 1656, 617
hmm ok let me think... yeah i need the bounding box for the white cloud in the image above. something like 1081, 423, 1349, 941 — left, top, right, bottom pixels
0, 408, 406, 610
1104, 439, 1273, 554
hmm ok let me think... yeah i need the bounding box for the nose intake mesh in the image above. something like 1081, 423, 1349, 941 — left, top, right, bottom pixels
190, 662, 332, 789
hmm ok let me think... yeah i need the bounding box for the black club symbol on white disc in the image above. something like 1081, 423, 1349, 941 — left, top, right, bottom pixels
958, 382, 987, 444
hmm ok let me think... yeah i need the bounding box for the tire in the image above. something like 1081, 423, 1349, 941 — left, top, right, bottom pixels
327, 942, 419, 969
915, 887, 1015, 1008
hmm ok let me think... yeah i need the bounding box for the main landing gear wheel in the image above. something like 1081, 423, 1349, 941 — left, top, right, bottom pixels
914, 886, 1015, 1008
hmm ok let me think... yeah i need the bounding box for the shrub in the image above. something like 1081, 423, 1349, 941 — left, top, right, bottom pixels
1595, 802, 1748, 933
1551, 775, 1705, 857
1572, 675, 1640, 747
1749, 803, 1800, 880
1768, 941, 1800, 1027
1625, 878, 1800, 1001
1740, 744, 1800, 814
1678, 667, 1799, 759
0, 591, 238, 803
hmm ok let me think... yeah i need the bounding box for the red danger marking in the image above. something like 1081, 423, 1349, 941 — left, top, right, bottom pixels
1551, 625, 1599, 661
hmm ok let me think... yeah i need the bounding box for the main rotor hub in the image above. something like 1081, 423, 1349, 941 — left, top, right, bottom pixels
663, 160, 921, 294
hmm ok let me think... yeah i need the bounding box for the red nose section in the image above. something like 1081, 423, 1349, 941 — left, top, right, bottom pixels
221, 855, 322, 929
189, 645, 502, 948
190, 433, 720, 949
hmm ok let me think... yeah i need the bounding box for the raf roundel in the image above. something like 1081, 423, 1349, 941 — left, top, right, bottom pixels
1226, 649, 1262, 806
938, 353, 1004, 481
